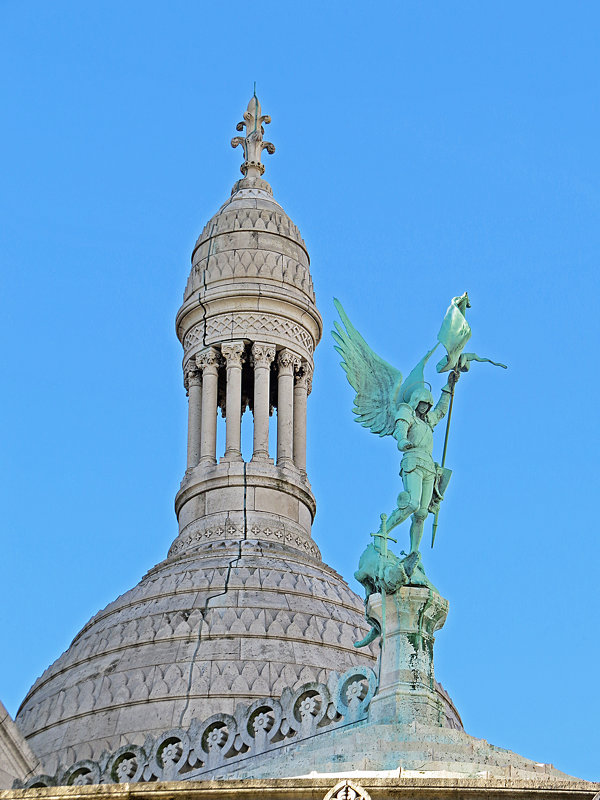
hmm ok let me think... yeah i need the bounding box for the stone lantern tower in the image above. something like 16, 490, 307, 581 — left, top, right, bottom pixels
14, 95, 382, 773
171, 92, 320, 560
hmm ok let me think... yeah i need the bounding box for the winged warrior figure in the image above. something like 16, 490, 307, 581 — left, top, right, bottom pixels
333, 299, 458, 566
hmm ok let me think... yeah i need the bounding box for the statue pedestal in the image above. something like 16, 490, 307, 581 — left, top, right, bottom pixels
367, 585, 449, 726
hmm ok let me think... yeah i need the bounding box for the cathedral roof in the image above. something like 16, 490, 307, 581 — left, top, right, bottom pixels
14, 95, 377, 775
13, 95, 463, 782
16, 540, 378, 775
183, 175, 314, 306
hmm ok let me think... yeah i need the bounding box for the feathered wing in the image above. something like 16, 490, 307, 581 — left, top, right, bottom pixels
332, 298, 402, 437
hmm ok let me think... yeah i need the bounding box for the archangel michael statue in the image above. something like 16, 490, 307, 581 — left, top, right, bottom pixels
333, 293, 506, 615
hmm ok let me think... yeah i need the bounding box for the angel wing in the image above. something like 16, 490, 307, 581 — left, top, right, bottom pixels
332, 298, 402, 437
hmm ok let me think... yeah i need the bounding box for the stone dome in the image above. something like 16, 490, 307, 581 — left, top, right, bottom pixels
14, 96, 462, 780
184, 174, 315, 304
15, 97, 381, 774
176, 173, 320, 385
16, 539, 377, 776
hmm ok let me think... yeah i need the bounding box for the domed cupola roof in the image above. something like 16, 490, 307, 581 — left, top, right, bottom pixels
176, 93, 320, 377
14, 94, 384, 777
185, 176, 315, 305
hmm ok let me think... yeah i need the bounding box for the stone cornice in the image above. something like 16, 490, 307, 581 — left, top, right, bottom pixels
175, 289, 323, 352
8, 774, 598, 797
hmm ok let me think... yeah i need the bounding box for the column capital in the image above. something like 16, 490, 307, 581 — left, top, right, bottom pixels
184, 363, 201, 393
196, 347, 221, 372
277, 348, 301, 374
295, 361, 314, 395
221, 341, 246, 367
251, 342, 276, 369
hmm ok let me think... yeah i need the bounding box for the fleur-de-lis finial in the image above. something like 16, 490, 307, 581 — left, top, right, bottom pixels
231, 89, 275, 178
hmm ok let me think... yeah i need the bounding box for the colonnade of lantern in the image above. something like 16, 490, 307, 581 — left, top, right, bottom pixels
184, 342, 312, 470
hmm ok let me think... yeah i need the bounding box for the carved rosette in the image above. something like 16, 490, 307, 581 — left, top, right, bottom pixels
168, 517, 321, 561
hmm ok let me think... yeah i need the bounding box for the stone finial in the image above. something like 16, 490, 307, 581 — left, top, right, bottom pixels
231, 91, 275, 178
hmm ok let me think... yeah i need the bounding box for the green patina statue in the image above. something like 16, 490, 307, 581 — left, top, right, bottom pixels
333, 293, 506, 646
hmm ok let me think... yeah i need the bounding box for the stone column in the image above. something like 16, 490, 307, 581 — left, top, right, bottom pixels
185, 364, 202, 470
251, 343, 275, 462
196, 347, 220, 465
366, 586, 448, 727
293, 361, 312, 472
277, 349, 300, 467
221, 341, 245, 462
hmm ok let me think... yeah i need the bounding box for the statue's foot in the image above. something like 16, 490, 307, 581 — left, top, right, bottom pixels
402, 550, 421, 577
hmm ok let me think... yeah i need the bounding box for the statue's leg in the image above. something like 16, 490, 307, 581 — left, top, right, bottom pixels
409, 472, 435, 553
383, 469, 422, 535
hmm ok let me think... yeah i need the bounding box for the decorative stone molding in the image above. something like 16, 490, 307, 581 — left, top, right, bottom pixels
185, 251, 315, 303
195, 208, 305, 248
17, 667, 378, 787
230, 176, 273, 195
184, 313, 314, 355
168, 521, 321, 560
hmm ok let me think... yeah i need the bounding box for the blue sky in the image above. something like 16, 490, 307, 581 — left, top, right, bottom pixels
1, 0, 599, 783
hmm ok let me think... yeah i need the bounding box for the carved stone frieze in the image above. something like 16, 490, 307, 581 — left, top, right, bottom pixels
194, 208, 305, 250
168, 520, 320, 561
18, 667, 378, 787
185, 250, 315, 302
324, 781, 372, 800
183, 313, 314, 355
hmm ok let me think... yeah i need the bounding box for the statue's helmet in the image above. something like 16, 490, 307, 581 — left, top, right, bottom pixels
408, 385, 434, 412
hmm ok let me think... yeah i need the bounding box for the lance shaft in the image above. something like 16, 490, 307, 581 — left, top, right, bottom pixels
431, 371, 457, 547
